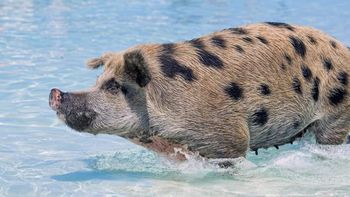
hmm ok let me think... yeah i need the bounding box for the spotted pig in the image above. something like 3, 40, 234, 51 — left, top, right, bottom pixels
49, 22, 350, 159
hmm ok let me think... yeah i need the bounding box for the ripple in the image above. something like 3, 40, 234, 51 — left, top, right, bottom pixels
1, 0, 350, 196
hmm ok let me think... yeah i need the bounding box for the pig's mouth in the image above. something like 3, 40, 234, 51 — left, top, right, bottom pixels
49, 88, 97, 131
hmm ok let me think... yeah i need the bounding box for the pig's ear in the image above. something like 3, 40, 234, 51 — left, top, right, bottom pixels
86, 52, 113, 69
123, 50, 151, 87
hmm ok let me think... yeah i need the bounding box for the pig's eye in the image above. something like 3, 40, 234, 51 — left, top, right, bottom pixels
121, 86, 128, 94
102, 79, 120, 94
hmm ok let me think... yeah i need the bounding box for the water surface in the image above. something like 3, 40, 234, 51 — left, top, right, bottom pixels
1, 0, 350, 196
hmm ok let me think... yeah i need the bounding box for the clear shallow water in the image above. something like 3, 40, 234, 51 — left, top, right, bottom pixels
1, 0, 350, 196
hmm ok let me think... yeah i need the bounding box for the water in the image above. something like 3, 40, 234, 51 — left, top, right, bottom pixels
1, 0, 350, 196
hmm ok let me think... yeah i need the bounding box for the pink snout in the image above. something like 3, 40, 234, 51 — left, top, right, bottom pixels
49, 88, 63, 111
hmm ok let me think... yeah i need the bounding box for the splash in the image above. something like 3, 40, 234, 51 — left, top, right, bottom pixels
88, 148, 257, 182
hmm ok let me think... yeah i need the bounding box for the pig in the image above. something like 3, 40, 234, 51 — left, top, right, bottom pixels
49, 22, 350, 159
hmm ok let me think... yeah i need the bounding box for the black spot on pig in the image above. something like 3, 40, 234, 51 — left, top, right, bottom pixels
292, 77, 302, 95
251, 108, 269, 126
188, 39, 224, 68
242, 37, 253, 43
258, 84, 271, 95
323, 58, 333, 71
307, 35, 317, 45
328, 88, 347, 106
256, 36, 269, 44
159, 43, 197, 81
225, 82, 243, 100
337, 71, 348, 86
289, 36, 306, 58
330, 40, 337, 49
234, 45, 244, 53
211, 35, 227, 49
227, 27, 248, 35
265, 22, 295, 31
301, 65, 312, 81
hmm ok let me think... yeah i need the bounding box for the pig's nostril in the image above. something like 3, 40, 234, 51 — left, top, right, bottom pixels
49, 88, 64, 109
50, 88, 62, 95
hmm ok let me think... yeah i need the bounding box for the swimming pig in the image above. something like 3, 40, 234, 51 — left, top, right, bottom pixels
49, 22, 350, 159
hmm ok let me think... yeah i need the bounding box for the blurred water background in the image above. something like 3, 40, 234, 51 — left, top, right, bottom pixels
0, 0, 350, 196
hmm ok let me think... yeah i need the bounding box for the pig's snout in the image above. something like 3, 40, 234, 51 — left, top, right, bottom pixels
49, 88, 65, 111
49, 88, 97, 131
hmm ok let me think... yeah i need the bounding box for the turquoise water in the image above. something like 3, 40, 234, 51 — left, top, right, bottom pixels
1, 0, 350, 196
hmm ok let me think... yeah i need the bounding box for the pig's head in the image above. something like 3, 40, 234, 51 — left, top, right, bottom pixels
49, 50, 152, 138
